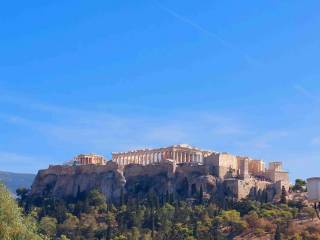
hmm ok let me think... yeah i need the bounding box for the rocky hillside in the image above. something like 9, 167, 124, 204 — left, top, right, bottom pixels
30, 161, 221, 202
0, 171, 35, 195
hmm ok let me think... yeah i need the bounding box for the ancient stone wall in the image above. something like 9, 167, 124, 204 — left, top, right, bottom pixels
224, 178, 272, 200
248, 160, 265, 174
266, 170, 289, 183
205, 153, 238, 174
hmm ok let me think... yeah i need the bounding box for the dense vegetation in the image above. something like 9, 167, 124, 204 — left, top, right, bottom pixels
0, 183, 41, 240
10, 181, 319, 240
1, 178, 319, 240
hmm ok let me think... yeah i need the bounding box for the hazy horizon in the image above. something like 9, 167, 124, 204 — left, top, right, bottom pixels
1, 1, 320, 181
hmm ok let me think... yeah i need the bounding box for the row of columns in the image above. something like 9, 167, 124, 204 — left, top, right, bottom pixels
173, 151, 203, 163
75, 156, 102, 165
113, 152, 163, 165
113, 150, 203, 166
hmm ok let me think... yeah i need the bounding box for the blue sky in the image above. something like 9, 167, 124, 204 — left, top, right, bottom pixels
0, 1, 320, 180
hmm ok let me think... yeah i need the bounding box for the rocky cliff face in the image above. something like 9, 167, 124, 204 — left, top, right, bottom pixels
30, 160, 280, 203
30, 161, 221, 202
31, 162, 125, 201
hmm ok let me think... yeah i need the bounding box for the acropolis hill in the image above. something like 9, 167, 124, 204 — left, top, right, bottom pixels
31, 144, 289, 203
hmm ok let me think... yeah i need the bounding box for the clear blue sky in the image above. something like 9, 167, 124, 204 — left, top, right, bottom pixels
1, 1, 320, 181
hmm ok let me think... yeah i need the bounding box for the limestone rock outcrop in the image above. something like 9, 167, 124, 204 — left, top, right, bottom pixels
30, 161, 221, 202
30, 160, 283, 203
31, 162, 126, 201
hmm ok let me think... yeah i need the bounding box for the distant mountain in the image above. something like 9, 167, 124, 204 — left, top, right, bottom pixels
0, 171, 35, 195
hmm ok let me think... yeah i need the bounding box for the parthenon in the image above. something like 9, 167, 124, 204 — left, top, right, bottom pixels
112, 144, 213, 166
67, 143, 289, 187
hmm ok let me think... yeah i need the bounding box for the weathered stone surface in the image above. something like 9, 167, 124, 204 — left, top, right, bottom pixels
31, 162, 126, 201
30, 160, 283, 202
31, 162, 218, 201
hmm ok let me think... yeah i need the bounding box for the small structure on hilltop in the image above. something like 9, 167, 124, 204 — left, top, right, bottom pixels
65, 153, 107, 166
307, 177, 320, 219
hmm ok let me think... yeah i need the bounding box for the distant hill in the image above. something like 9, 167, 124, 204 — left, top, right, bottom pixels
0, 171, 35, 195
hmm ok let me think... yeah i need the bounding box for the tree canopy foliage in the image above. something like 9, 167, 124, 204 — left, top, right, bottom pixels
12, 183, 320, 240
0, 183, 42, 240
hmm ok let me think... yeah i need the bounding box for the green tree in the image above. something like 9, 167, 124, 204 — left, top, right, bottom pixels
127, 227, 140, 240
210, 219, 220, 240
58, 213, 80, 239
39, 216, 57, 238
157, 203, 175, 238
79, 213, 98, 239
88, 189, 106, 206
292, 179, 306, 192
274, 225, 282, 240
120, 187, 125, 206
280, 186, 287, 204
16, 187, 29, 210
216, 210, 248, 238
199, 185, 204, 204
59, 235, 70, 240
170, 223, 194, 240
0, 183, 42, 240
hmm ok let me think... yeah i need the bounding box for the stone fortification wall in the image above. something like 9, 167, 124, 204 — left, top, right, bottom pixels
266, 170, 289, 183
175, 163, 209, 176
124, 161, 175, 179
204, 153, 238, 177
45, 161, 119, 175
248, 160, 265, 175
224, 178, 272, 200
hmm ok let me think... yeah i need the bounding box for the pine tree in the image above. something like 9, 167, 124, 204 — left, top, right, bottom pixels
169, 192, 175, 204
280, 186, 287, 204
211, 220, 219, 239
199, 185, 204, 204
151, 203, 155, 239
274, 225, 282, 240
120, 187, 125, 207
165, 190, 170, 203
160, 193, 164, 207
193, 221, 198, 238
106, 226, 112, 240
